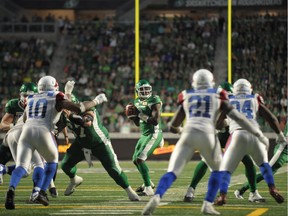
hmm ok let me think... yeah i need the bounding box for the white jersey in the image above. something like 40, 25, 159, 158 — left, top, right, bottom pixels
228, 93, 262, 133
25, 91, 64, 131
178, 88, 228, 133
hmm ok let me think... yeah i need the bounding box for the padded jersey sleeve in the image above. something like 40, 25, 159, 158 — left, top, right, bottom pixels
177, 90, 185, 105
219, 89, 229, 101
256, 93, 265, 105
56, 91, 67, 101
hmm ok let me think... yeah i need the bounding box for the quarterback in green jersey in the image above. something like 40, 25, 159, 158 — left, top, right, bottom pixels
128, 80, 164, 196
60, 93, 140, 201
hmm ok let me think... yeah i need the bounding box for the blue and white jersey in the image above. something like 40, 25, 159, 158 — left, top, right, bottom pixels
228, 93, 263, 133
25, 91, 65, 131
177, 88, 228, 133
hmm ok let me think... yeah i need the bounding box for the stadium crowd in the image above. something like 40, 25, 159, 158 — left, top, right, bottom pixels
0, 14, 286, 132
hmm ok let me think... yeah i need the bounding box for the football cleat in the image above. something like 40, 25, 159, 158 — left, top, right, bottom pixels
141, 194, 161, 215
214, 192, 227, 206
64, 175, 83, 196
201, 200, 220, 215
234, 190, 244, 199
5, 189, 15, 210
183, 187, 195, 202
136, 182, 155, 193
31, 190, 49, 206
49, 187, 58, 198
137, 186, 154, 196
183, 195, 194, 202
269, 186, 284, 204
248, 190, 265, 203
128, 191, 140, 201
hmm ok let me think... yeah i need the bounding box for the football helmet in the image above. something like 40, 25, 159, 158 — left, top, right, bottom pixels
135, 80, 152, 100
218, 82, 233, 94
37, 75, 59, 93
192, 69, 215, 89
233, 79, 252, 95
19, 82, 38, 104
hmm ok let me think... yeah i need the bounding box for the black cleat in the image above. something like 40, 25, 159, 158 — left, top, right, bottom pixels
269, 186, 284, 204
35, 190, 49, 206
5, 189, 15, 210
49, 187, 58, 198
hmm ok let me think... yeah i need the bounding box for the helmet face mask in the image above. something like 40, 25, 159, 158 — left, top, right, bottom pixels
233, 79, 252, 95
19, 82, 38, 104
136, 80, 152, 100
192, 69, 215, 90
37, 76, 59, 93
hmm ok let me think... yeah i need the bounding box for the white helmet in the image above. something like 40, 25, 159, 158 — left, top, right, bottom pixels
192, 69, 215, 89
37, 75, 59, 93
233, 78, 252, 95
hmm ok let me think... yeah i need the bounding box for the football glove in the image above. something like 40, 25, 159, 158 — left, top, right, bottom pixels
65, 80, 75, 94
93, 93, 108, 105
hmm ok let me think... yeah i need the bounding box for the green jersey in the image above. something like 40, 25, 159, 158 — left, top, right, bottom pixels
4, 98, 25, 125
67, 109, 110, 149
134, 95, 162, 136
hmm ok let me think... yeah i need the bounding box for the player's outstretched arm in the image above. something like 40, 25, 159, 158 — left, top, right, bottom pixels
168, 105, 185, 134
221, 101, 266, 140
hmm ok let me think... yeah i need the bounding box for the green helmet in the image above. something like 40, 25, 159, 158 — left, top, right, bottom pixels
20, 82, 38, 103
71, 94, 80, 103
218, 82, 233, 94
135, 79, 152, 100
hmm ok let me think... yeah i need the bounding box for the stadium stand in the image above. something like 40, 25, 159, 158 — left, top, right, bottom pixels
0, 1, 286, 133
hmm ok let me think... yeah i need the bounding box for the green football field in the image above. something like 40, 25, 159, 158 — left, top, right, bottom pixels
0, 161, 287, 216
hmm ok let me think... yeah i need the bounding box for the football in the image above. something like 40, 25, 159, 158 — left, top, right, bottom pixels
125, 103, 139, 119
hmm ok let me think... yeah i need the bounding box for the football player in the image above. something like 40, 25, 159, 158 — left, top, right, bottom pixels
5, 75, 106, 210
142, 69, 269, 215
234, 122, 287, 198
60, 84, 140, 201
0, 82, 64, 199
0, 82, 38, 182
216, 79, 285, 204
127, 80, 164, 196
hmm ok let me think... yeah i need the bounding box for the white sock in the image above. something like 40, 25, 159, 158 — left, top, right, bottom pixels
49, 179, 55, 188
125, 186, 135, 195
